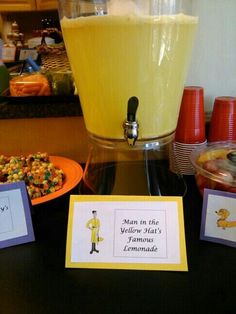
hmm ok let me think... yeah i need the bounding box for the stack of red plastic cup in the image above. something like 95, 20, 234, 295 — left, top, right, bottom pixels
175, 86, 205, 144
170, 86, 207, 175
208, 96, 236, 142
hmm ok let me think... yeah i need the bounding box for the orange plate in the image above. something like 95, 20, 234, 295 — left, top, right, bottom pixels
31, 156, 83, 206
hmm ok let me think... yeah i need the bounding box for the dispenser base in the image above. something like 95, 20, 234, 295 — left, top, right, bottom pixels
81, 159, 187, 196
80, 135, 187, 196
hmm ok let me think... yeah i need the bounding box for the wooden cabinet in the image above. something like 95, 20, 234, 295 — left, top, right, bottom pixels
0, 0, 58, 11
36, 0, 58, 10
0, 0, 36, 11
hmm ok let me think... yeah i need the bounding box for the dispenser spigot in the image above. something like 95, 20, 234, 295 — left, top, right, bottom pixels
123, 96, 139, 146
123, 120, 139, 146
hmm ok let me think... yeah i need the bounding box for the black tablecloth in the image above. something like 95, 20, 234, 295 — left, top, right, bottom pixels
0, 177, 235, 314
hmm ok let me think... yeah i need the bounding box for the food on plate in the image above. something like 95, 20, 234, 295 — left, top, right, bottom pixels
50, 71, 75, 95
191, 144, 236, 195
9, 73, 51, 97
0, 152, 64, 199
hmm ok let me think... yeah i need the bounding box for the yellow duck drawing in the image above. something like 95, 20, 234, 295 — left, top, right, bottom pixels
215, 208, 236, 229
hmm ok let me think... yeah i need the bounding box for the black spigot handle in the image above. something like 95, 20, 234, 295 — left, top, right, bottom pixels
127, 96, 139, 122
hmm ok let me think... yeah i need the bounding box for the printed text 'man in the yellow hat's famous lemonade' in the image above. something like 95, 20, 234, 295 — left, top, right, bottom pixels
61, 14, 198, 140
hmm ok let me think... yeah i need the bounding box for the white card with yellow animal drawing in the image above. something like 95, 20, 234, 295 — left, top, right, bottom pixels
65, 195, 188, 271
200, 189, 236, 248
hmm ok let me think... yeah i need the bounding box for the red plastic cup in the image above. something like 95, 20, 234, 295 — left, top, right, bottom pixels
175, 86, 205, 144
208, 96, 236, 142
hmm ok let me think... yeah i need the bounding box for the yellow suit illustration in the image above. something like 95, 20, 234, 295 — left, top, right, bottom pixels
86, 210, 100, 254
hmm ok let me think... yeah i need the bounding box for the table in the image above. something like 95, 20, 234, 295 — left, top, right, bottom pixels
0, 177, 235, 314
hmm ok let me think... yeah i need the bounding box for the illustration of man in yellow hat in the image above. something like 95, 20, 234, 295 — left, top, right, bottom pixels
86, 210, 101, 254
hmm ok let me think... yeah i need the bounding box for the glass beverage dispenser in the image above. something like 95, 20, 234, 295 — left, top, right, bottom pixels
58, 0, 198, 195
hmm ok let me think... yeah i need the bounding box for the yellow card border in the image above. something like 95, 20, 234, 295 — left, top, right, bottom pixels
65, 195, 188, 271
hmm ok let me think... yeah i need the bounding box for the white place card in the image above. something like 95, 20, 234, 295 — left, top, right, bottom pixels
66, 195, 188, 271
201, 189, 236, 248
0, 182, 35, 249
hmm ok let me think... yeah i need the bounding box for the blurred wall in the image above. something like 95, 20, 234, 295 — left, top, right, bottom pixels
186, 0, 236, 112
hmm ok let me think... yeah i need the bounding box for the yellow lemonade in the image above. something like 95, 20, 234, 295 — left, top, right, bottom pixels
61, 14, 198, 140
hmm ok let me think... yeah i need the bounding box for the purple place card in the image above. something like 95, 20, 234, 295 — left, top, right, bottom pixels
200, 189, 236, 248
0, 181, 35, 249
